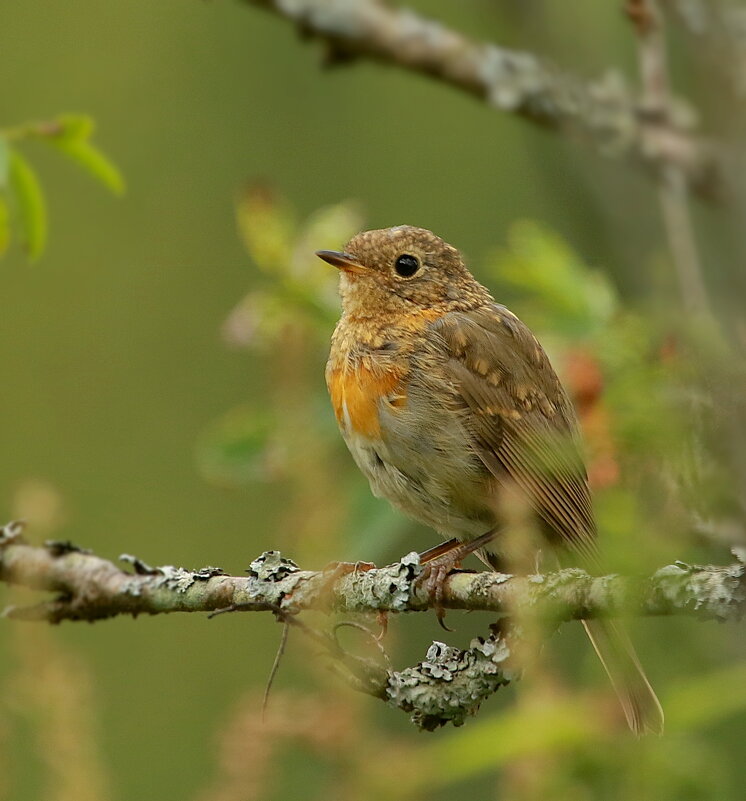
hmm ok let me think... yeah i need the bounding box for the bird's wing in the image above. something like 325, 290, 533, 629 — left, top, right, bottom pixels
429, 305, 598, 564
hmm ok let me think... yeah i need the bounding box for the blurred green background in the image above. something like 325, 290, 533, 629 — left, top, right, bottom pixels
1, 2, 745, 800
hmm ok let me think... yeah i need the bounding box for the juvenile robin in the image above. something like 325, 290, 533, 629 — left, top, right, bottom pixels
317, 225, 663, 736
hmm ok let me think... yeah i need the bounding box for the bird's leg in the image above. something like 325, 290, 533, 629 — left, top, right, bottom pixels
418, 537, 461, 564
416, 538, 469, 631
416, 528, 500, 629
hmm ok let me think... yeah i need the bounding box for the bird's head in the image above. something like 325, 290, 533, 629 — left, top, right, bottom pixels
316, 226, 491, 318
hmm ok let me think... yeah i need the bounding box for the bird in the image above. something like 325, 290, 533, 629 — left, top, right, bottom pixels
316, 225, 664, 736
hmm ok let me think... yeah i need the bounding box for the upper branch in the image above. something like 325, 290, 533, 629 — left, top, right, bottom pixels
244, 0, 722, 200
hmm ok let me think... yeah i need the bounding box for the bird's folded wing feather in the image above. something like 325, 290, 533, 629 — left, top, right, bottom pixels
430, 306, 598, 564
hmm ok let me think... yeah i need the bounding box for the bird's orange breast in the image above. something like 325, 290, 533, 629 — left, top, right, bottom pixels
327, 363, 405, 439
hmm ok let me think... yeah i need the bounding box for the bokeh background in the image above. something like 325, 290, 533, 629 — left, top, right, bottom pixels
1, 2, 745, 799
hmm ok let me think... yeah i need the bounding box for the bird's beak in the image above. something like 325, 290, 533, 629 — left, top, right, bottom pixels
315, 250, 367, 275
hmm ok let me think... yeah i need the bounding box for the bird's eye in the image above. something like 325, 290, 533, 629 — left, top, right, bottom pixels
394, 253, 420, 278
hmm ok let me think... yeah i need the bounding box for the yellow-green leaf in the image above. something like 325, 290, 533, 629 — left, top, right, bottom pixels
50, 137, 125, 195
55, 113, 95, 141
0, 137, 8, 189
8, 149, 47, 261
487, 220, 617, 338
0, 195, 10, 256
236, 183, 296, 274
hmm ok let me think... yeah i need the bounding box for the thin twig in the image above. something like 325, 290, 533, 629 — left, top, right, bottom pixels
626, 0, 712, 315
262, 621, 290, 720
657, 164, 710, 313
663, 0, 746, 98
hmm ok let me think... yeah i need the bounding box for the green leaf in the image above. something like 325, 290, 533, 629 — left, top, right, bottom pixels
0, 195, 10, 257
8, 148, 47, 261
0, 137, 9, 189
291, 198, 364, 305
236, 183, 296, 274
55, 113, 95, 141
32, 114, 125, 195
295, 199, 365, 279
49, 137, 125, 195
486, 220, 617, 339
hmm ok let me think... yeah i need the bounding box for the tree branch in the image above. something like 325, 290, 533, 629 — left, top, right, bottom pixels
243, 0, 722, 201
2, 522, 743, 729
1, 523, 743, 623
663, 0, 746, 98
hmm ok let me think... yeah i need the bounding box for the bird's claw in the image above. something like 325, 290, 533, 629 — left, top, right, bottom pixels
415, 529, 500, 629
375, 610, 389, 640
415, 551, 465, 631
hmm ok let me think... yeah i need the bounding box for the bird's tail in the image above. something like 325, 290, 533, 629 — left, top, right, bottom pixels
581, 618, 664, 736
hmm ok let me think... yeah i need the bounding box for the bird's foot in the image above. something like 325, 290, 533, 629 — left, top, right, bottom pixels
416, 529, 500, 630
416, 553, 462, 631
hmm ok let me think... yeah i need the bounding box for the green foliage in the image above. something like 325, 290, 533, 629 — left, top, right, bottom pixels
0, 136, 7, 182
424, 696, 602, 780
234, 184, 361, 335
46, 114, 124, 195
0, 114, 123, 261
195, 405, 280, 488
0, 140, 9, 256
403, 662, 746, 800
197, 188, 362, 488
486, 220, 617, 339
0, 196, 9, 257
664, 662, 746, 731
8, 149, 47, 261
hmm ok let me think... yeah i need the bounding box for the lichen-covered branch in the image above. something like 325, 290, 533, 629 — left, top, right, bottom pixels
383, 632, 519, 730
1, 522, 743, 729
243, 0, 722, 200
1, 522, 743, 624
